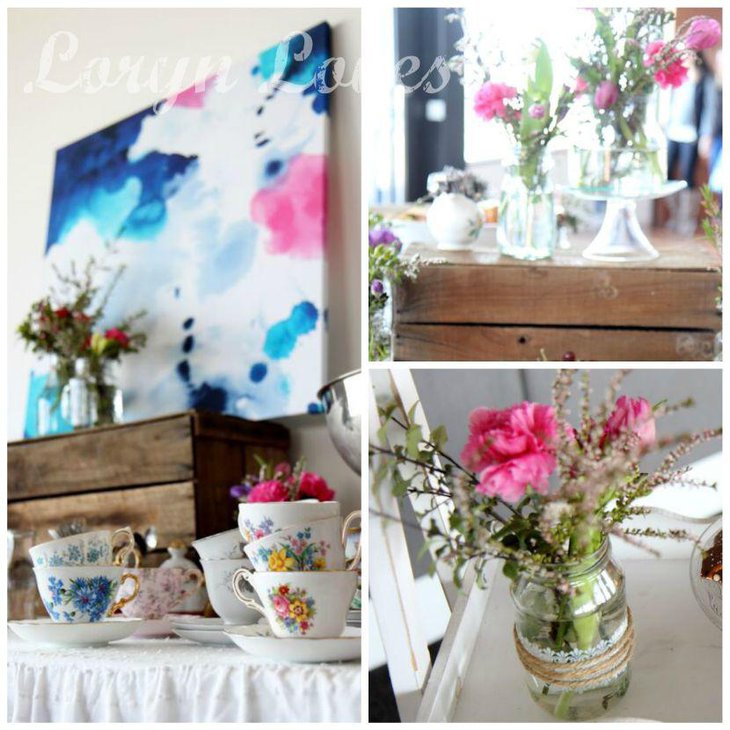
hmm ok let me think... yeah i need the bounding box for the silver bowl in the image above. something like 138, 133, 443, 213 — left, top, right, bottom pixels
317, 370, 362, 475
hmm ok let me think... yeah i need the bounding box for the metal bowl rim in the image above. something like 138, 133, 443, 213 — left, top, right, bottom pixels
316, 369, 362, 400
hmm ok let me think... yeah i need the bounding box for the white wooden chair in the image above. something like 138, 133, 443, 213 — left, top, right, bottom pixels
369, 369, 495, 722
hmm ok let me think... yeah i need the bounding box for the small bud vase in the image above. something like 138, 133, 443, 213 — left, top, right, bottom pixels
497, 145, 557, 261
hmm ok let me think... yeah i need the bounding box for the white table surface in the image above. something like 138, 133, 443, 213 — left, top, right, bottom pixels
8, 633, 361, 722
452, 558, 721, 722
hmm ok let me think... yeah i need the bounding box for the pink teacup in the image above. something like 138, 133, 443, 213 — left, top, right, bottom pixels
115, 567, 204, 619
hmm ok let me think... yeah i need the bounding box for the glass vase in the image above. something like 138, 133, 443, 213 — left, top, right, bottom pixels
36, 356, 73, 437
569, 93, 667, 197
62, 359, 123, 429
497, 146, 557, 261
90, 378, 124, 427
510, 539, 632, 721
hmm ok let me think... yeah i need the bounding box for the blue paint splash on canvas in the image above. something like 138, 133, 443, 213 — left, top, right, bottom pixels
264, 301, 319, 360
256, 21, 331, 114
46, 108, 198, 250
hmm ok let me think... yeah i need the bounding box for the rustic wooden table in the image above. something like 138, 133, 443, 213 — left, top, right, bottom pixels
393, 229, 721, 361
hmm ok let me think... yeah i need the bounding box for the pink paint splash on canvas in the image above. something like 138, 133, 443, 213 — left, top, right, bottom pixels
168, 76, 217, 108
251, 154, 326, 259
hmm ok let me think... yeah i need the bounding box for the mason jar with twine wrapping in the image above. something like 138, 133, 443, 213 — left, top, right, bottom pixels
510, 538, 633, 720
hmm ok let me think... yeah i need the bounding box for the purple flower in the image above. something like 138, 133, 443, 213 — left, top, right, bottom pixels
229, 483, 250, 500
369, 227, 399, 248
371, 279, 384, 295
594, 81, 618, 110
528, 103, 546, 119
685, 18, 721, 51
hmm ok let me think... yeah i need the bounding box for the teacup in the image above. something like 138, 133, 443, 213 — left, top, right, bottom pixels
232, 568, 357, 638
192, 528, 246, 560
238, 501, 340, 543
30, 528, 135, 568
114, 567, 204, 619
244, 511, 362, 572
200, 558, 260, 625
34, 565, 139, 623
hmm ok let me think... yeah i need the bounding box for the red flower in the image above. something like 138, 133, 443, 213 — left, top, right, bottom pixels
247, 480, 290, 503
74, 312, 91, 323
54, 307, 71, 319
643, 40, 688, 89
278, 585, 289, 595
298, 471, 335, 502
82, 335, 92, 350
105, 328, 130, 348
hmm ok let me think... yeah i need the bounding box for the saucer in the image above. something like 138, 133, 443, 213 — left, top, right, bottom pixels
171, 625, 233, 646
131, 617, 175, 639
9, 617, 142, 647
225, 625, 361, 663
168, 616, 225, 631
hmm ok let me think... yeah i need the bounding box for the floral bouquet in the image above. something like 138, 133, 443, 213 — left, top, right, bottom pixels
18, 258, 146, 428
372, 369, 719, 719
569, 9, 721, 193
230, 458, 335, 504
368, 213, 420, 361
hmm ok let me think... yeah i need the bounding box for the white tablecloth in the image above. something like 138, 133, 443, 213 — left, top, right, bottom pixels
8, 633, 360, 722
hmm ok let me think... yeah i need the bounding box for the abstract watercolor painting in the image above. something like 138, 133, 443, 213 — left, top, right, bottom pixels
31, 22, 330, 430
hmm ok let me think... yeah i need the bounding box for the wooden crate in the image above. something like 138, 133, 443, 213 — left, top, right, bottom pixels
393, 230, 721, 361
8, 411, 289, 546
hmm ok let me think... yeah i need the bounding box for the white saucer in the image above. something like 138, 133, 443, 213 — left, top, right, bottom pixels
9, 617, 142, 647
131, 617, 175, 638
172, 625, 233, 646
168, 616, 225, 631
225, 625, 361, 663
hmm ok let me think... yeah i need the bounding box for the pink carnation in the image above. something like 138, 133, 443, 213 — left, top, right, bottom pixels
684, 18, 721, 51
643, 40, 688, 89
461, 402, 558, 503
298, 472, 335, 502
247, 480, 290, 503
602, 396, 656, 451
474, 82, 518, 121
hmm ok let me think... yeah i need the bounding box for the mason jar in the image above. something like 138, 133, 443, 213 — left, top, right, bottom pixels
510, 539, 632, 720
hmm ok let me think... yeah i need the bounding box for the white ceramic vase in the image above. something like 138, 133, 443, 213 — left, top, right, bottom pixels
426, 193, 482, 251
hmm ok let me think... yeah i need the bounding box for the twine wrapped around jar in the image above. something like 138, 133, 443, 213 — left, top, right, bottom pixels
513, 609, 635, 691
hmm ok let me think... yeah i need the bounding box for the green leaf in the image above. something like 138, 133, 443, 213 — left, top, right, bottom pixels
502, 560, 518, 581
405, 424, 423, 459
532, 39, 553, 98
392, 472, 410, 497
430, 424, 448, 450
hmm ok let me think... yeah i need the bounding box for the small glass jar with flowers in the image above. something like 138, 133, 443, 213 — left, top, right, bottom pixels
372, 369, 719, 720
17, 258, 146, 432
569, 9, 721, 196
448, 12, 576, 260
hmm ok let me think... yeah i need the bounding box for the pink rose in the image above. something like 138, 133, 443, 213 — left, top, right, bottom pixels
247, 480, 290, 503
461, 402, 558, 503
684, 18, 721, 51
528, 103, 546, 119
643, 40, 688, 89
474, 82, 518, 121
298, 472, 335, 502
574, 76, 589, 96
602, 396, 656, 451
594, 81, 618, 110
272, 595, 290, 617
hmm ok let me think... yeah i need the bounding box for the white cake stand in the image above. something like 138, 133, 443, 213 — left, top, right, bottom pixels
562, 180, 687, 263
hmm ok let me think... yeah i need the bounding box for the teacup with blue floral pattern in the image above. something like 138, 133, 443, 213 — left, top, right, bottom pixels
34, 566, 139, 623
29, 528, 135, 568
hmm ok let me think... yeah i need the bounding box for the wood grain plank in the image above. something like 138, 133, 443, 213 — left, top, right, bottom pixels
395, 235, 720, 330
8, 415, 194, 500
8, 482, 196, 548
394, 324, 717, 362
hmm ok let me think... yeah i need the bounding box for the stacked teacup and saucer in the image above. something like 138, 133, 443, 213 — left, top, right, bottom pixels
225, 500, 362, 663
9, 527, 143, 647
170, 528, 260, 645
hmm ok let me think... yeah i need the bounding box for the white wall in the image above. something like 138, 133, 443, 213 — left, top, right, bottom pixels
7, 8, 362, 514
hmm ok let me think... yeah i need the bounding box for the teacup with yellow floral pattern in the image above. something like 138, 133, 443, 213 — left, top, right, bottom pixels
244, 512, 361, 573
